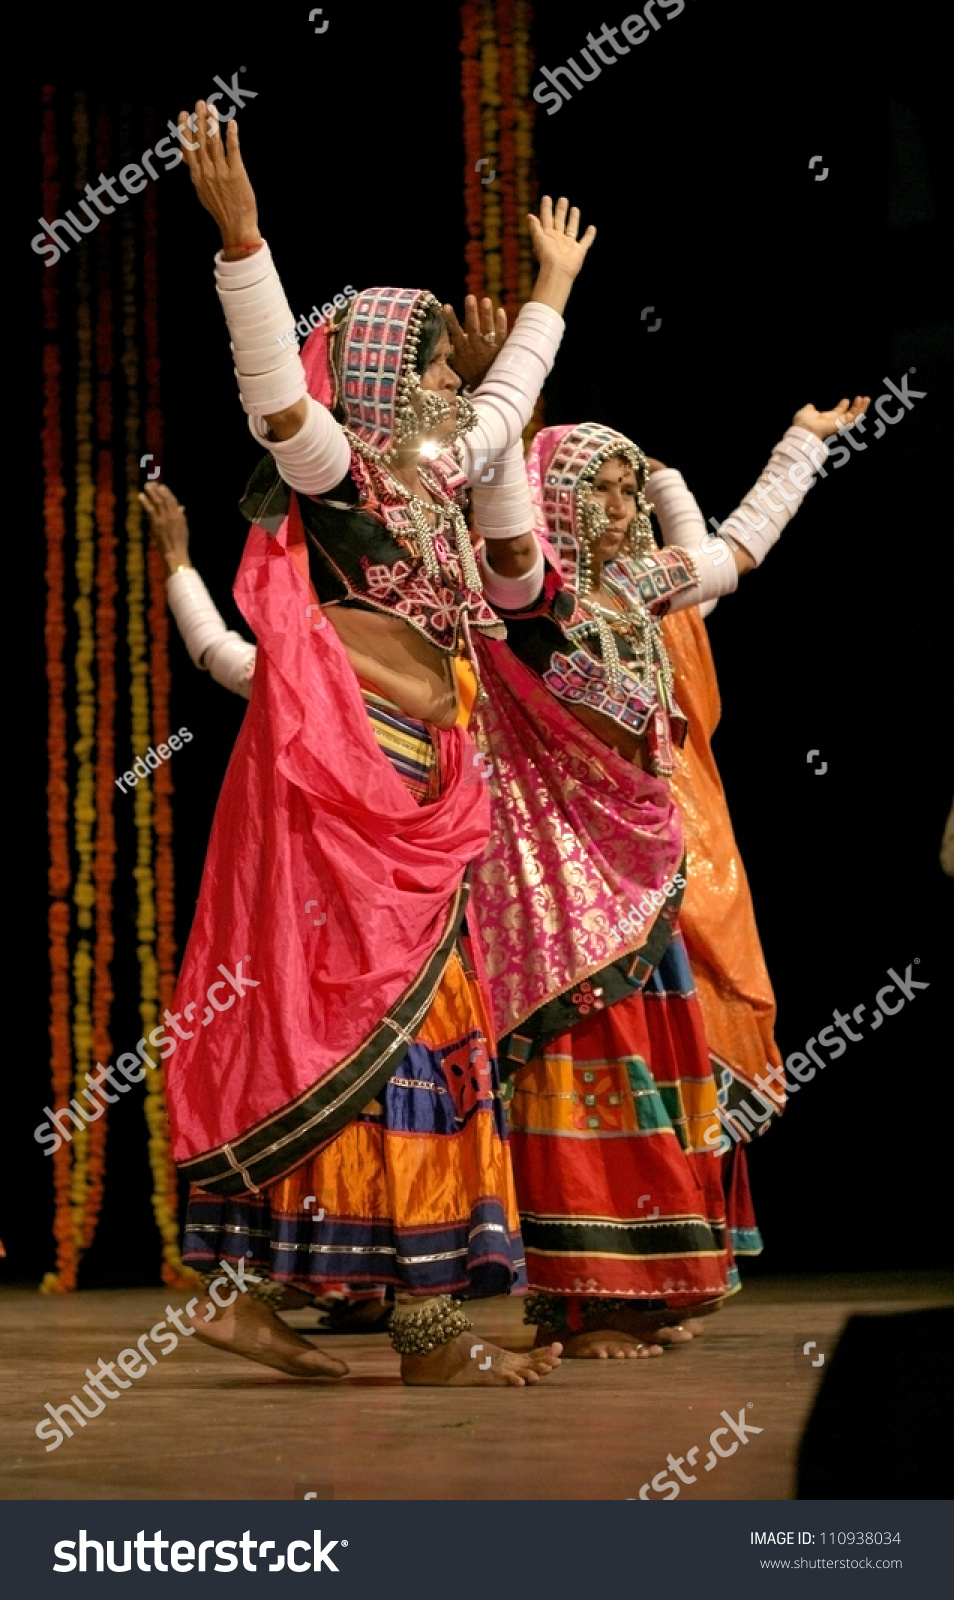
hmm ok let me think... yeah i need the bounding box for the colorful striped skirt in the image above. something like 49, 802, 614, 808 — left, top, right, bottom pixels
505, 932, 762, 1322
182, 682, 525, 1299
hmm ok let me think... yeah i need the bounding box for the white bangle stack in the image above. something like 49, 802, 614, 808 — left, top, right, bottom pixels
469, 441, 536, 540
716, 426, 828, 563
478, 545, 545, 611
214, 241, 307, 418
462, 303, 565, 468
166, 568, 257, 699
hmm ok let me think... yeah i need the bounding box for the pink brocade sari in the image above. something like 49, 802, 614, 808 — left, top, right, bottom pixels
470, 636, 686, 1040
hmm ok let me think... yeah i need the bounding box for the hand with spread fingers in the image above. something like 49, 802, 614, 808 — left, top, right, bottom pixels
443, 295, 509, 387
528, 196, 597, 316
176, 100, 261, 257
140, 481, 192, 576
793, 395, 871, 440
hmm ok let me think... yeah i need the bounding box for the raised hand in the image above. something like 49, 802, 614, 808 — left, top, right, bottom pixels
443, 295, 509, 387
176, 101, 261, 254
140, 482, 192, 575
793, 395, 871, 440
529, 196, 596, 281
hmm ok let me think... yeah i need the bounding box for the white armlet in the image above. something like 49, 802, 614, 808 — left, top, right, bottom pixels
648, 467, 739, 611
204, 633, 257, 700
478, 544, 545, 610
214, 241, 307, 417
461, 303, 564, 471
717, 426, 828, 562
248, 396, 352, 494
470, 440, 535, 540
166, 568, 257, 700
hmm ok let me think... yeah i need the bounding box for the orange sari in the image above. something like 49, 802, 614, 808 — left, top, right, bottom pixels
661, 607, 783, 1102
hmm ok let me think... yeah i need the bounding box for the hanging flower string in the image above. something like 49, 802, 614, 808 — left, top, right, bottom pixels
69, 94, 100, 1270
41, 82, 76, 1296
142, 168, 193, 1287
479, 0, 503, 302
86, 104, 118, 1255
461, 0, 484, 300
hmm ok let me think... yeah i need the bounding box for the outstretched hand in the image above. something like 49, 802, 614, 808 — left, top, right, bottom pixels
176, 101, 261, 252
793, 395, 871, 440
443, 295, 509, 387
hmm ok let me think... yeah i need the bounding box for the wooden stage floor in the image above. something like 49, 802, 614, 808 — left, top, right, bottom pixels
2, 1272, 950, 1502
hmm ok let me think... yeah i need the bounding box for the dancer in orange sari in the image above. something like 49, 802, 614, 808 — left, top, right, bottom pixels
472, 398, 868, 1358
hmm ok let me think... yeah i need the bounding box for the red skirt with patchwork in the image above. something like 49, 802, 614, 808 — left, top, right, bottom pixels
506, 932, 759, 1314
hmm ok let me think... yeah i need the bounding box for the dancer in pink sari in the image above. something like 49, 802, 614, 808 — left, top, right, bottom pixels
163, 99, 595, 1385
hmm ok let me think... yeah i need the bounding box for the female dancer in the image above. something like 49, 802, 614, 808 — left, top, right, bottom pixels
471, 398, 868, 1359
163, 99, 594, 1386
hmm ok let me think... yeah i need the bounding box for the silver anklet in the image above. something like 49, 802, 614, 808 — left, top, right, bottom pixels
388, 1295, 474, 1355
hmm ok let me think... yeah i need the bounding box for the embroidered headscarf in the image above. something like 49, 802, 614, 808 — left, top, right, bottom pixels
527, 421, 653, 597
293, 288, 499, 649
300, 287, 475, 460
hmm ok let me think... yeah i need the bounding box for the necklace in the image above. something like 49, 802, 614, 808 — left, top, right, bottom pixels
354, 445, 483, 596
574, 565, 675, 704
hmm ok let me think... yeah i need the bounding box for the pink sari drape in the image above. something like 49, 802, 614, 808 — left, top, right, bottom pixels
167, 511, 489, 1168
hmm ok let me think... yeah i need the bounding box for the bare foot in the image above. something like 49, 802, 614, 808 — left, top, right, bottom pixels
559, 1329, 664, 1360
402, 1333, 563, 1387
187, 1290, 348, 1378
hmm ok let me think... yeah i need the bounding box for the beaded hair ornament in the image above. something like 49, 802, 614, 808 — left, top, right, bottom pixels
322, 286, 477, 457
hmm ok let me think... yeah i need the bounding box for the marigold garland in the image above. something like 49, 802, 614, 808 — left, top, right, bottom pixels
40, 97, 189, 1294
41, 84, 75, 1297
87, 105, 118, 1254
461, 2, 539, 433
142, 171, 193, 1287
68, 97, 100, 1271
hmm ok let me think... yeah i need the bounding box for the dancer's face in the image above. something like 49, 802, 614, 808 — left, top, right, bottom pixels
584, 457, 639, 561
412, 327, 462, 439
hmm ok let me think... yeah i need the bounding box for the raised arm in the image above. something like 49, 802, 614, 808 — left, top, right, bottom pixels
456, 198, 596, 485
141, 482, 257, 700
176, 101, 350, 492
653, 395, 871, 614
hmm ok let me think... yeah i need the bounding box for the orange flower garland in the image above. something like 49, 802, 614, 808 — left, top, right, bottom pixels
460, 2, 539, 425
69, 96, 99, 1269
40, 98, 188, 1294
87, 105, 118, 1254
142, 171, 193, 1288
41, 82, 75, 1296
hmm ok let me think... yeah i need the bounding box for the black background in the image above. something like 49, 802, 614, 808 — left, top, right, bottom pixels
10, 1, 952, 1287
